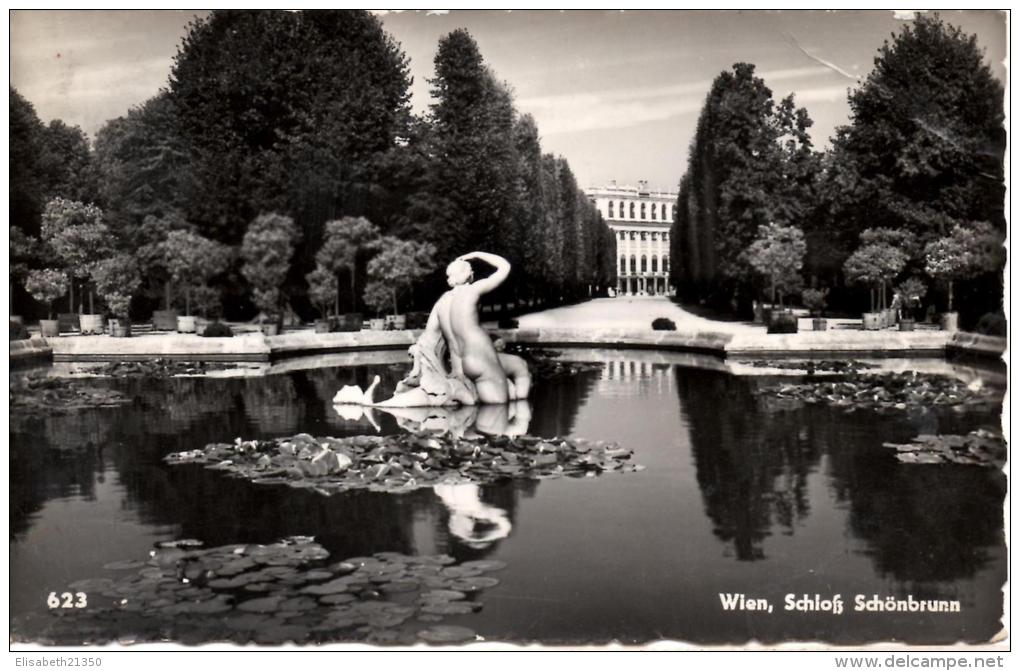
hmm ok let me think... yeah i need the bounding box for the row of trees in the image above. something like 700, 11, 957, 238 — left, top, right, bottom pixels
11, 10, 616, 324
670, 15, 1006, 329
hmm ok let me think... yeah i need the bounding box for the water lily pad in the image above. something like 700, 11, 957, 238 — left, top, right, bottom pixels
447, 577, 499, 592
68, 578, 115, 592
420, 601, 476, 616
103, 560, 147, 571
417, 625, 478, 644
237, 596, 282, 613
420, 589, 467, 602
224, 613, 271, 631
318, 593, 356, 605
300, 578, 350, 596
380, 579, 419, 594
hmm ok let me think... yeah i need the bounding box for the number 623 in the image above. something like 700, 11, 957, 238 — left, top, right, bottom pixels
47, 592, 87, 609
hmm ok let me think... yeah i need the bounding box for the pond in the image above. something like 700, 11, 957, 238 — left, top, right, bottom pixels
9, 349, 1007, 646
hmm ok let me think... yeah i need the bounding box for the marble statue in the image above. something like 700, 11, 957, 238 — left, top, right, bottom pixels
333, 251, 531, 407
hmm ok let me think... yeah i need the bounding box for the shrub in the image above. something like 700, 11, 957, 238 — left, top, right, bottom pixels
801, 288, 829, 316
974, 312, 1006, 337
201, 321, 234, 338
93, 254, 141, 319
241, 213, 300, 321
305, 265, 339, 319
24, 269, 70, 319
10, 321, 30, 341
652, 317, 677, 331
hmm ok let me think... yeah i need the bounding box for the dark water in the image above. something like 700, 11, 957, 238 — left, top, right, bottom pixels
9, 351, 1007, 645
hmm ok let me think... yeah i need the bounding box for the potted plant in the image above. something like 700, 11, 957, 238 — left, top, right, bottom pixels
924, 223, 1004, 333
802, 288, 829, 331
93, 254, 141, 338
24, 269, 69, 338
241, 213, 300, 337
843, 237, 907, 331
895, 277, 927, 331
316, 216, 381, 329
305, 264, 338, 334
364, 237, 437, 331
163, 229, 231, 333
362, 283, 389, 331
40, 198, 113, 334
743, 222, 806, 334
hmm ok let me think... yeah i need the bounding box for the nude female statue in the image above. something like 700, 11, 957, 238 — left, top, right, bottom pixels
331, 251, 531, 408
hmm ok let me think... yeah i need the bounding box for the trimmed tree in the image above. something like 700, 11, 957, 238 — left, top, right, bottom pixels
93, 254, 142, 320
24, 269, 69, 320
163, 229, 232, 316
843, 243, 908, 313
241, 213, 301, 323
39, 198, 113, 315
744, 222, 807, 308
924, 222, 1003, 313
315, 216, 380, 314
364, 238, 437, 316
305, 265, 339, 320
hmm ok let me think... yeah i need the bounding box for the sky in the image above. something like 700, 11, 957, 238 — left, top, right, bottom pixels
9, 9, 1007, 192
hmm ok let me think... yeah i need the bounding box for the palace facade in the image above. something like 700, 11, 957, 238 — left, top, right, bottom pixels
587, 181, 677, 296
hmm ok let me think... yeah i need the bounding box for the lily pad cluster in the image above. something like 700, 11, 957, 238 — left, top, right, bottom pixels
883, 429, 1006, 467
740, 359, 878, 373
89, 358, 234, 378
756, 371, 999, 413
10, 375, 130, 415
165, 431, 640, 496
14, 537, 502, 646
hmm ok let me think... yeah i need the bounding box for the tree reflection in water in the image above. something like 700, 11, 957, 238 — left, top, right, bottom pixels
675, 366, 1005, 585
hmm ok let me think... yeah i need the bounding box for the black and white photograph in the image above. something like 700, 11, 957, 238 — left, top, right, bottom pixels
7, 6, 1009, 657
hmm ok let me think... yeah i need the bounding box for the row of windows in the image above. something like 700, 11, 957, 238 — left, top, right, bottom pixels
607, 201, 676, 221
618, 230, 669, 242
619, 255, 670, 273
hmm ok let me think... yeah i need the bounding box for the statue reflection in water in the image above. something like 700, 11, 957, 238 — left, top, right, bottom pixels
331, 400, 530, 549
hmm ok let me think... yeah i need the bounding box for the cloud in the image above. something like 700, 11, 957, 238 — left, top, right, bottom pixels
518, 65, 842, 136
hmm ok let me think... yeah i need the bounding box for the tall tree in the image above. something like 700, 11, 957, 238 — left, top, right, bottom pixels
671, 63, 817, 312
829, 14, 1005, 248
420, 29, 519, 266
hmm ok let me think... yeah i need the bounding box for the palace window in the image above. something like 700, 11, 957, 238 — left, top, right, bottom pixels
640, 255, 647, 272
630, 231, 636, 241
629, 202, 635, 218
608, 202, 614, 218
630, 255, 637, 272
620, 256, 626, 273
640, 203, 646, 219
651, 257, 658, 272
651, 232, 657, 241
671, 205, 677, 220
663, 257, 670, 272
620, 201, 625, 218
640, 232, 646, 241
619, 230, 626, 241
651, 205, 657, 220
663, 232, 669, 242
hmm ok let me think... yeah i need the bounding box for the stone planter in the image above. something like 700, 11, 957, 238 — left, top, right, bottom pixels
152, 309, 179, 331
899, 319, 915, 332
812, 318, 828, 331
80, 313, 105, 335
57, 312, 79, 333
766, 311, 798, 334
391, 315, 406, 330
369, 318, 386, 331
862, 312, 883, 331
261, 323, 280, 336
314, 318, 331, 334
177, 315, 198, 333
109, 319, 132, 338
940, 311, 959, 333
885, 308, 897, 327
39, 319, 59, 338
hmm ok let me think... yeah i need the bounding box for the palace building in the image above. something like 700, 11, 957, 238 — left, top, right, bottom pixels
587, 180, 677, 296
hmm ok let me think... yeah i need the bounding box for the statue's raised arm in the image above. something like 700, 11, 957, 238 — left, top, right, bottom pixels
456, 251, 510, 295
